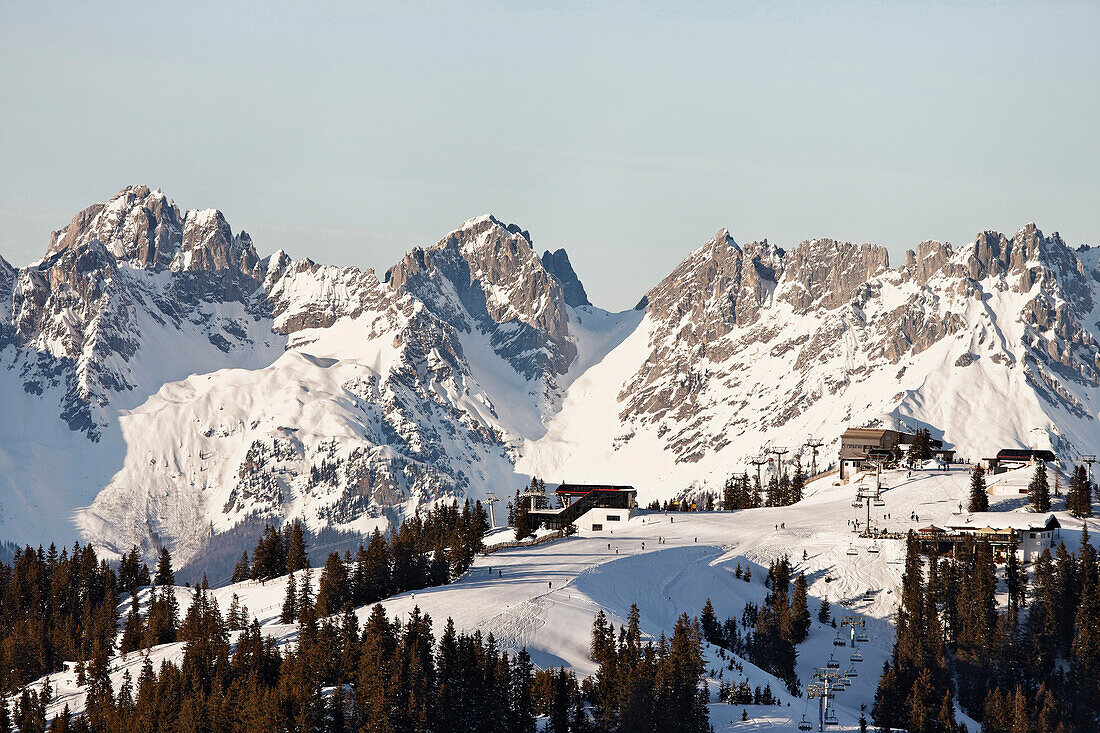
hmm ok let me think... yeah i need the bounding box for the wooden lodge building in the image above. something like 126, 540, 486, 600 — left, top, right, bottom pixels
838, 428, 950, 480
912, 513, 1061, 563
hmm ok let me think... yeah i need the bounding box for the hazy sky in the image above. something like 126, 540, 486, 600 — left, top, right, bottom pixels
2, 1, 1098, 310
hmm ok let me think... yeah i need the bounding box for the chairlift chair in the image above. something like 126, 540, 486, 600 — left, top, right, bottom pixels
827, 654, 840, 669
833, 632, 846, 647
798, 715, 813, 731
873, 498, 886, 506
856, 632, 870, 643
867, 544, 880, 554
851, 500, 863, 508
846, 665, 858, 678
825, 713, 839, 726
850, 650, 864, 662
846, 544, 859, 555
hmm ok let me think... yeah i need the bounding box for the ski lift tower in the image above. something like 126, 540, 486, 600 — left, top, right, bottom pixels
484, 493, 501, 529
805, 437, 825, 477
839, 615, 866, 648
769, 446, 790, 479
807, 667, 844, 730
1083, 455, 1098, 485
749, 455, 768, 486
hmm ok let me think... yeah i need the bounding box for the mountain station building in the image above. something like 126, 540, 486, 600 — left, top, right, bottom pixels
529, 484, 637, 532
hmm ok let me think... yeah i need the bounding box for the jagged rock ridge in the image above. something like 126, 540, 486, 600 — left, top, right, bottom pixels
2, 186, 1098, 566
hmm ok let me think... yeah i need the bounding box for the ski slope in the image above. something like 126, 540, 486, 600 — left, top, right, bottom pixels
21, 464, 1099, 731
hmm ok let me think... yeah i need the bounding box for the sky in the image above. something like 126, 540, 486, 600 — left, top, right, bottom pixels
2, 1, 1098, 311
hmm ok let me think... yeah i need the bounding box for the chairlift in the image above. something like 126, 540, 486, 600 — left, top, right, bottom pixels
846, 665, 858, 678
833, 632, 846, 647
851, 501, 863, 508
856, 632, 870, 643
827, 654, 840, 669
873, 498, 886, 507
825, 713, 839, 726
867, 543, 880, 554
850, 650, 864, 663
798, 715, 813, 731
846, 544, 859, 556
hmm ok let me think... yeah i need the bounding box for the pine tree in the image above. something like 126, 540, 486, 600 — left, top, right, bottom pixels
1067, 464, 1092, 518
1029, 462, 1051, 512
281, 572, 298, 624
968, 465, 989, 512
297, 568, 314, 622
700, 600, 721, 646
315, 552, 348, 617
286, 521, 308, 573
231, 551, 250, 583
789, 464, 805, 505
514, 499, 535, 541
766, 474, 780, 507
791, 573, 811, 642
1069, 526, 1100, 729
155, 547, 174, 587
818, 597, 831, 625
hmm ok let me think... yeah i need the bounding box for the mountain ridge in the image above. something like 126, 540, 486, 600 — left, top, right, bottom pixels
2, 185, 1098, 566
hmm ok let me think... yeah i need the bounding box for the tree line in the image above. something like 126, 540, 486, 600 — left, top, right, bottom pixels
873, 530, 1100, 732
644, 466, 807, 513
3, 595, 711, 733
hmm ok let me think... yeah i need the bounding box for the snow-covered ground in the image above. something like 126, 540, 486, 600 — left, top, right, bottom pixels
20, 464, 1099, 730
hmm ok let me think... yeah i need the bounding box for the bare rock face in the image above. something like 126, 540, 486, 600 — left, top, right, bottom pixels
47, 185, 261, 279
901, 241, 952, 285
779, 238, 889, 311
541, 248, 591, 307
386, 215, 577, 381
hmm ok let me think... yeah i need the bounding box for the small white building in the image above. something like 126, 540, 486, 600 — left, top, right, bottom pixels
946, 512, 1061, 563
575, 506, 631, 532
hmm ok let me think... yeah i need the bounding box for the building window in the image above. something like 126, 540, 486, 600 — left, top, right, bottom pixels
591, 524, 603, 531
607, 515, 620, 522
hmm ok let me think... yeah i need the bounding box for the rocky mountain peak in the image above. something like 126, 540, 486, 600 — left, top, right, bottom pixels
46, 185, 261, 279
779, 238, 890, 311
540, 249, 590, 307
386, 216, 577, 380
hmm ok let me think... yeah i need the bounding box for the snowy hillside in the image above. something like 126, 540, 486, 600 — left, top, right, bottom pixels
2, 185, 1099, 565
19, 465, 1097, 730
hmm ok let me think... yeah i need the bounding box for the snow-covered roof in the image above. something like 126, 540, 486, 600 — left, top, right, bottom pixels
947, 513, 1059, 532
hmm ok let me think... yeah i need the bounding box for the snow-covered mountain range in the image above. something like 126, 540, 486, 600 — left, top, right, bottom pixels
2, 185, 1098, 563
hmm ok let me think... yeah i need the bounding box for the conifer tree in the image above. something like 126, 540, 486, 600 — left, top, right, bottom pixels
231, 551, 250, 583
791, 573, 811, 642
766, 474, 780, 507
286, 521, 308, 573
789, 464, 805, 505
1029, 461, 1051, 512
281, 572, 298, 624
1067, 464, 1092, 518
968, 465, 989, 512
297, 568, 314, 623
514, 499, 536, 541
155, 547, 174, 587
817, 597, 831, 625
700, 599, 721, 646
315, 552, 348, 617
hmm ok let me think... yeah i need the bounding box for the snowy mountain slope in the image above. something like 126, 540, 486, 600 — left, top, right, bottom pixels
2, 185, 1099, 566
521, 226, 1100, 502
25, 465, 1088, 731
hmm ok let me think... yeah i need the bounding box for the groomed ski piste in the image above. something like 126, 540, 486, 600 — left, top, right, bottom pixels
18, 463, 1098, 731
